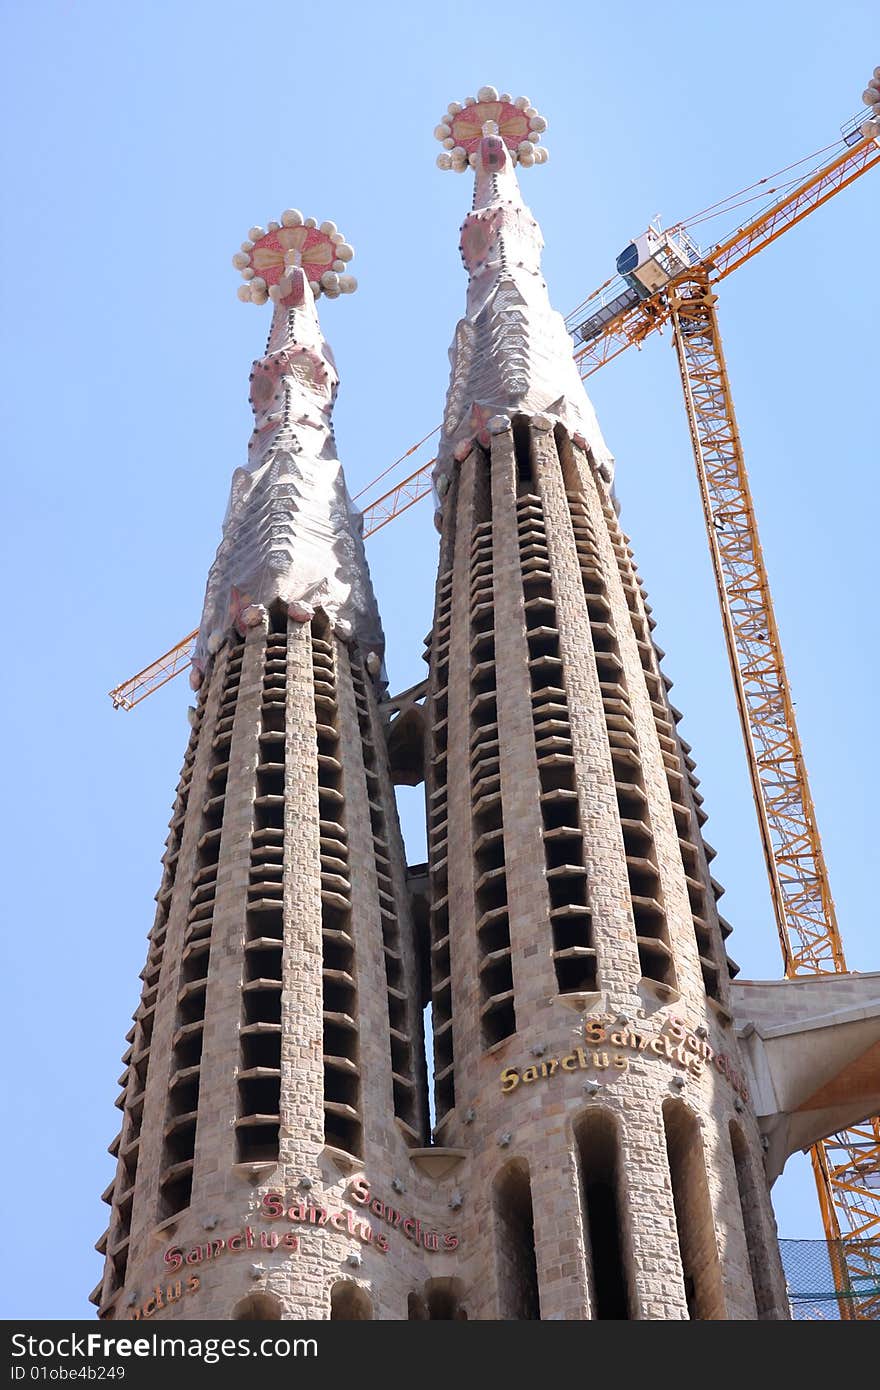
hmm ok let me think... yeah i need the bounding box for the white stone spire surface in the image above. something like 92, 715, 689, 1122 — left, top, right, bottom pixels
192, 213, 382, 679
433, 88, 614, 500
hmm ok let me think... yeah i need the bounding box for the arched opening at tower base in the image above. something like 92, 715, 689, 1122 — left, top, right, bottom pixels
407, 1279, 468, 1319
232, 1292, 283, 1320
663, 1099, 726, 1319
493, 1158, 541, 1319
329, 1280, 373, 1320
730, 1120, 777, 1318
575, 1108, 633, 1318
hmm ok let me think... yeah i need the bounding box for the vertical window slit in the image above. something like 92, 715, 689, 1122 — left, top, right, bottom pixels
471, 457, 515, 1046
428, 568, 454, 1120
575, 1108, 633, 1319
237, 609, 287, 1165
99, 693, 205, 1303
517, 485, 596, 994
313, 615, 362, 1160
349, 653, 421, 1142
600, 489, 727, 999
494, 1159, 540, 1319
158, 635, 244, 1219
512, 414, 534, 492
427, 467, 460, 1126
663, 1099, 726, 1319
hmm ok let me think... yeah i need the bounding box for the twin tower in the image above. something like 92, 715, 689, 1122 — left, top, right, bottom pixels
92, 91, 828, 1320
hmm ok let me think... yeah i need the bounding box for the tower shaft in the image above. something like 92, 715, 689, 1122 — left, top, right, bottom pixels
95, 611, 437, 1319
423, 416, 789, 1317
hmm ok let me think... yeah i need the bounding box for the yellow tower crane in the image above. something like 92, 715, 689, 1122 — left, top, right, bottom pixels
568, 103, 880, 1318
108, 77, 880, 1317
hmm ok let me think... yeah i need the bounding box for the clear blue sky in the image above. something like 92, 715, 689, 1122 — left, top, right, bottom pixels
1, 1, 877, 1319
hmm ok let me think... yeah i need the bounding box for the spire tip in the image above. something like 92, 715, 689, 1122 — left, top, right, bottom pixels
232, 214, 356, 306
435, 89, 548, 172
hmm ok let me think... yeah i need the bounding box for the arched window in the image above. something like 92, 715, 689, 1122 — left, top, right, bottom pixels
574, 1108, 633, 1318
729, 1120, 778, 1318
408, 1279, 467, 1319
329, 1280, 373, 1320
493, 1159, 540, 1319
232, 1292, 283, 1320
407, 1291, 428, 1320
663, 1099, 725, 1319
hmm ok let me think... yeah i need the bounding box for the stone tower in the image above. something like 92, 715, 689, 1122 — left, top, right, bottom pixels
92, 217, 438, 1321
93, 100, 880, 1323
417, 89, 793, 1320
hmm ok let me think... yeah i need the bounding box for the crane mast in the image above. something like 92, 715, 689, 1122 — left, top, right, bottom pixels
668, 271, 880, 1316
669, 273, 844, 977
569, 111, 880, 1317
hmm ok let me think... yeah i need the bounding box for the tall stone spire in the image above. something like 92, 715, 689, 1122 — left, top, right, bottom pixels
418, 86, 790, 1320
432, 87, 614, 503
93, 209, 431, 1323
193, 213, 382, 678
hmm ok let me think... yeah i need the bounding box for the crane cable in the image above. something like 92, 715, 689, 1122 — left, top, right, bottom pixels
352, 425, 440, 501
331, 130, 871, 514
671, 137, 845, 230
563, 137, 849, 332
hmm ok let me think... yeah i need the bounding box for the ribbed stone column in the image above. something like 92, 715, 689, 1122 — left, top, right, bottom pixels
430, 452, 480, 1139
491, 430, 557, 1017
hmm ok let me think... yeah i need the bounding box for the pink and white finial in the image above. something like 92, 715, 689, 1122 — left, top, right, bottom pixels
434, 86, 548, 171
232, 210, 357, 306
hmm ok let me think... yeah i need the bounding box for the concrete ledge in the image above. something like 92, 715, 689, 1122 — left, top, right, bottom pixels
731, 972, 880, 1182
408, 1148, 469, 1181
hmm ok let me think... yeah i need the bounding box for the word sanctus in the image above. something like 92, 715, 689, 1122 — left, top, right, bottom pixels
261, 1191, 389, 1252
164, 1224, 302, 1275
349, 1177, 459, 1252
501, 1046, 629, 1092
585, 1015, 750, 1101
129, 1274, 200, 1320
500, 1014, 749, 1103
